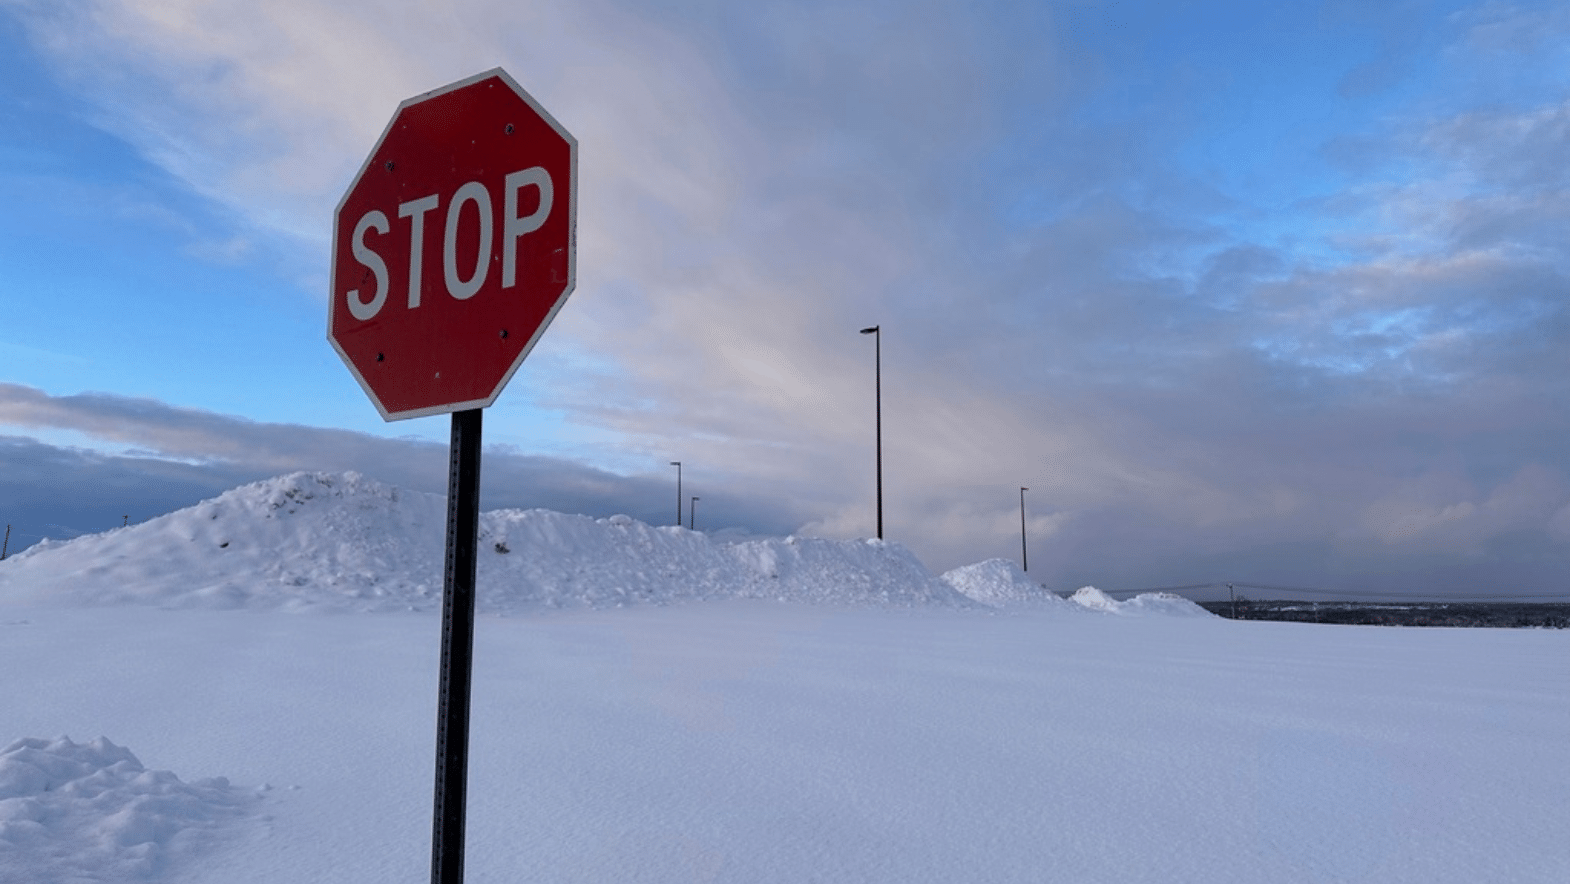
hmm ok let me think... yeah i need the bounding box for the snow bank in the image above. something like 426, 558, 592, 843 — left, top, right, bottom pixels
934, 566, 1212, 617
0, 472, 972, 613
0, 472, 444, 612
0, 472, 1216, 617
1068, 586, 1122, 611
1070, 586, 1214, 616
0, 736, 258, 881
940, 558, 1072, 608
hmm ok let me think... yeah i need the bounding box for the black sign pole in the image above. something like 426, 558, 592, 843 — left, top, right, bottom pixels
432, 407, 482, 884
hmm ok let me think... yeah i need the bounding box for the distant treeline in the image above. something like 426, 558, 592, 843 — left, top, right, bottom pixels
1198, 601, 1570, 628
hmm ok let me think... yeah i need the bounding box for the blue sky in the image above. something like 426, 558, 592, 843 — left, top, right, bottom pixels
3, 0, 1570, 596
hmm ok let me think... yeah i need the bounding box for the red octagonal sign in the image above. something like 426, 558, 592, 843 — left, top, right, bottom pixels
329, 68, 577, 420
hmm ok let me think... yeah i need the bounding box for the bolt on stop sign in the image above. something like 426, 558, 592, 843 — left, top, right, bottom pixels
329, 68, 577, 420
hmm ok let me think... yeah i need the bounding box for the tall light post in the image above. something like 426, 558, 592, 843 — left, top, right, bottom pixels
690, 496, 700, 532
1019, 487, 1029, 573
670, 461, 682, 527
859, 325, 883, 540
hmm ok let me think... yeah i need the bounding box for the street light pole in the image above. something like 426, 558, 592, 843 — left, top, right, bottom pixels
670, 461, 682, 527
859, 325, 883, 540
1019, 487, 1029, 573
690, 496, 699, 532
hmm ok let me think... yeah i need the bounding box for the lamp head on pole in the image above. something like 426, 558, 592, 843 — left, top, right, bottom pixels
859, 326, 879, 335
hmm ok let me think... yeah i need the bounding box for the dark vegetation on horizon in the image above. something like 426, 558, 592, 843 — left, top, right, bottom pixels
1197, 600, 1570, 628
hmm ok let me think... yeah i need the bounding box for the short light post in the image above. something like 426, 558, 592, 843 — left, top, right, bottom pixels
859, 325, 883, 540
1019, 487, 1029, 573
690, 496, 700, 532
670, 461, 682, 527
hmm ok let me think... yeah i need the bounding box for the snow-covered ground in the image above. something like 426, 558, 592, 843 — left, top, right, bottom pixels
1, 473, 1566, 883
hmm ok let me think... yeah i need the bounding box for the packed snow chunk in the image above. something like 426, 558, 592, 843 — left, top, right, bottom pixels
0, 736, 260, 881
941, 559, 1072, 608
1069, 586, 1121, 612
1069, 586, 1215, 617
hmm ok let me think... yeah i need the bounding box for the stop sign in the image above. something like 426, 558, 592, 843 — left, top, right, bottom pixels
329, 68, 577, 420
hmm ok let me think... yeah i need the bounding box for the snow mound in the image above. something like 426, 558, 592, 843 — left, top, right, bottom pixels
1070, 586, 1215, 617
1069, 586, 1122, 611
1117, 592, 1216, 617
941, 559, 1072, 608
0, 471, 444, 612
0, 472, 1216, 617
478, 509, 966, 610
0, 472, 973, 613
0, 736, 259, 882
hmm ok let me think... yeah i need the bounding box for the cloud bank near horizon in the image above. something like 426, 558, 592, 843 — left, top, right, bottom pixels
7, 382, 1570, 595
0, 383, 799, 546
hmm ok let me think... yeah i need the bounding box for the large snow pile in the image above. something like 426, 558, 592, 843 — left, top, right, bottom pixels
0, 736, 258, 881
1113, 590, 1215, 616
0, 472, 976, 613
1069, 585, 1212, 616
0, 472, 1216, 617
940, 558, 1072, 608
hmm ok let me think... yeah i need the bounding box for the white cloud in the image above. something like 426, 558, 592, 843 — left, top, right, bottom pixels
1358, 462, 1570, 550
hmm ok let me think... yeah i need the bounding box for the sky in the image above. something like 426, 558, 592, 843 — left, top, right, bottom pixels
2, 0, 1569, 596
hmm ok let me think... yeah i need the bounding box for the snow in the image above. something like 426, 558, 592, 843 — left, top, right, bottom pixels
1, 472, 1567, 883
1067, 585, 1214, 616
0, 472, 971, 612
939, 557, 1069, 607
0, 736, 259, 882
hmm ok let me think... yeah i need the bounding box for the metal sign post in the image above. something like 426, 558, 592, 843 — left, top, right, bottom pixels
431, 408, 482, 884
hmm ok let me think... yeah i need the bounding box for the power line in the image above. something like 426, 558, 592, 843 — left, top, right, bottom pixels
1096, 582, 1221, 596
